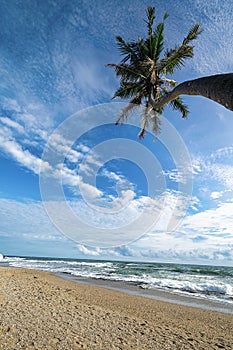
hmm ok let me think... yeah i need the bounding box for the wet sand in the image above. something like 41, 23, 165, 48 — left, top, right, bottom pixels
0, 266, 233, 349
60, 274, 233, 315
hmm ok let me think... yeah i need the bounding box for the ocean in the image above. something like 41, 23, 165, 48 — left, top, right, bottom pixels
1, 255, 233, 313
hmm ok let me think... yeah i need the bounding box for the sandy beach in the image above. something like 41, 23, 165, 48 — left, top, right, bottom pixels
0, 267, 232, 350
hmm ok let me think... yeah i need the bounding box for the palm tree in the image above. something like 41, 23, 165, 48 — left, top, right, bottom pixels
148, 73, 233, 112
107, 6, 203, 137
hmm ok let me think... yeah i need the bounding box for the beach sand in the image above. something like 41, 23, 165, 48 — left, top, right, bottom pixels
0, 267, 232, 350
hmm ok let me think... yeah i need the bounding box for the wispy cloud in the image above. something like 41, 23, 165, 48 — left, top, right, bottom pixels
181, 200, 233, 238
191, 147, 233, 203
190, 1, 233, 75
0, 199, 62, 240
0, 117, 25, 134
0, 128, 50, 174
1, 190, 233, 264
76, 239, 233, 264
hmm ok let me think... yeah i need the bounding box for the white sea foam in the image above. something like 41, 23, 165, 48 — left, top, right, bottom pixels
2, 256, 233, 306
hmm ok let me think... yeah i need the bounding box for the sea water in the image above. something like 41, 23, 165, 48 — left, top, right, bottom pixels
1, 255, 233, 311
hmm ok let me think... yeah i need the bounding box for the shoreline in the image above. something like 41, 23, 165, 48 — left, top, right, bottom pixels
1, 266, 233, 349
1, 261, 233, 314
56, 272, 233, 315
2, 257, 233, 314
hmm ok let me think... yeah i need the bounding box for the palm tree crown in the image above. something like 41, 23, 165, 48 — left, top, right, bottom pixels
107, 6, 202, 137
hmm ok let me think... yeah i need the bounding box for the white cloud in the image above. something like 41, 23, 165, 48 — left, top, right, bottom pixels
16, 108, 54, 138
191, 158, 203, 175
181, 201, 233, 237
163, 168, 189, 184
1, 194, 233, 264
191, 1, 233, 75
189, 196, 200, 211
77, 244, 101, 256
77, 144, 90, 153
47, 132, 73, 155
79, 179, 103, 200
66, 149, 83, 163
0, 117, 25, 134
0, 133, 50, 174
208, 164, 233, 189
101, 169, 123, 182
34, 188, 192, 249
138, 246, 233, 263
210, 146, 233, 160
76, 239, 233, 264
1, 98, 22, 113
0, 199, 63, 240
79, 152, 102, 176
210, 191, 222, 200
54, 165, 81, 187
191, 148, 233, 201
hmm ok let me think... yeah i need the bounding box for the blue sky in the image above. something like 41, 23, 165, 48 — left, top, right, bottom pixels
0, 0, 233, 265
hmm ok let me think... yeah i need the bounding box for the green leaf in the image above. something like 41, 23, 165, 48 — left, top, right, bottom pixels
182, 23, 203, 45
169, 97, 189, 119
106, 4, 202, 137
146, 6, 155, 36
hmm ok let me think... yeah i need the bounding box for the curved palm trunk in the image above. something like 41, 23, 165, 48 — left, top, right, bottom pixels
150, 73, 233, 111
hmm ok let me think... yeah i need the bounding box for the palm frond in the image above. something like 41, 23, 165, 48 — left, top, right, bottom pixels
116, 94, 144, 125
138, 106, 150, 138
145, 9, 167, 62
115, 36, 138, 63
145, 21, 164, 62
112, 82, 143, 100
137, 38, 149, 61
157, 23, 202, 74
169, 96, 189, 119
113, 79, 150, 100
182, 23, 202, 46
116, 102, 138, 125
115, 36, 149, 64
150, 110, 162, 135
157, 44, 194, 74
153, 22, 165, 61
138, 106, 162, 138
163, 12, 169, 21
146, 7, 155, 36
106, 63, 146, 81
130, 95, 143, 105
